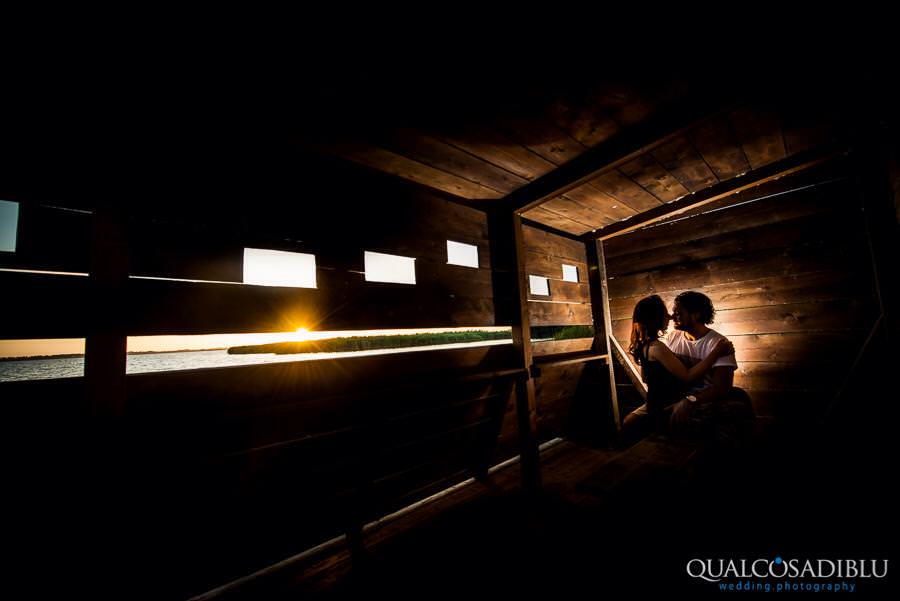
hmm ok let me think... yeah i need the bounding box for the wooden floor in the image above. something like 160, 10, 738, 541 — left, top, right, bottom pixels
204, 435, 716, 598
207, 429, 896, 599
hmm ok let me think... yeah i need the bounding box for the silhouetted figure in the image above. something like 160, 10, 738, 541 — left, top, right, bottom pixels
623, 294, 734, 439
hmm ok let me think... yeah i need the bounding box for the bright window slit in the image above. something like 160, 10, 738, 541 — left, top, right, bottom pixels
243, 248, 317, 288
364, 251, 416, 284
446, 240, 479, 268
529, 275, 550, 296
0, 200, 19, 252
562, 264, 579, 283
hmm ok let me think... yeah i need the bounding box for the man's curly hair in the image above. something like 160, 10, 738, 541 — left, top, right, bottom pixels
674, 291, 716, 325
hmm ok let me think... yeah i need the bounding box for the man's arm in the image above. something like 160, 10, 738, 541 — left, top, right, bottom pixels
693, 365, 735, 404
670, 366, 735, 428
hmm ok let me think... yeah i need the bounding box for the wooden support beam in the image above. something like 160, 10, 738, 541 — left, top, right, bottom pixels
488, 209, 541, 492
84, 208, 128, 417
608, 334, 648, 401
519, 215, 584, 242
503, 95, 735, 215
585, 239, 621, 431
584, 145, 847, 242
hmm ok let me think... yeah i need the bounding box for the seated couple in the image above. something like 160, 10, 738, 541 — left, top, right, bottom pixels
622, 291, 754, 446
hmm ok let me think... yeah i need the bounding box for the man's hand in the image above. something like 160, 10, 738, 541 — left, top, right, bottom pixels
713, 338, 734, 359
670, 398, 693, 428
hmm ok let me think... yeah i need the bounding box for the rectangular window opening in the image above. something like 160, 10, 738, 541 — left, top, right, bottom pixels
0, 338, 85, 381
562, 264, 579, 283
529, 275, 550, 296
243, 248, 317, 288
124, 327, 513, 373
446, 240, 479, 268
0, 200, 19, 253
364, 251, 416, 284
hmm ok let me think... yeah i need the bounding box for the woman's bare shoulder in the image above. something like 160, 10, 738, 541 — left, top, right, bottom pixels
646, 340, 666, 359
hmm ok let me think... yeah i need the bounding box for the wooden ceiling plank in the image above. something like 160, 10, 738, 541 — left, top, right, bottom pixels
541, 196, 615, 230
618, 153, 690, 202
376, 130, 528, 194
335, 144, 504, 199
729, 107, 788, 170
650, 135, 719, 192
584, 145, 845, 242
521, 206, 590, 236
589, 170, 663, 212
589, 82, 658, 127
689, 116, 752, 181
434, 125, 557, 182
502, 94, 733, 214
562, 184, 634, 223
494, 114, 588, 166
546, 93, 621, 147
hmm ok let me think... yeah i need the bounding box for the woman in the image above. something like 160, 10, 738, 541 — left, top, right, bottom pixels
622, 295, 734, 431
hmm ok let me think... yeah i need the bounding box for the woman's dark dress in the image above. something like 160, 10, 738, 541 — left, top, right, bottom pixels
641, 342, 686, 427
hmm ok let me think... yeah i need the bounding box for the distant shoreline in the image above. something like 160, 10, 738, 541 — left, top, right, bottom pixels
228, 325, 594, 355
0, 348, 226, 362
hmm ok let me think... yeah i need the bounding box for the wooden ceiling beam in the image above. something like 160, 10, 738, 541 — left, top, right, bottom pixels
581, 144, 848, 243
518, 215, 584, 242
501, 95, 737, 215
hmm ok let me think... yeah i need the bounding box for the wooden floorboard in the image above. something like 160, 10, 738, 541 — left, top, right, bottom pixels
208, 436, 703, 599
198, 416, 897, 599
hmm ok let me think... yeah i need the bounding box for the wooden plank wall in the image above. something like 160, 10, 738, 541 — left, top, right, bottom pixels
523, 225, 593, 325
0, 173, 508, 597
522, 225, 600, 445
0, 168, 498, 336
2, 174, 606, 597
3, 346, 520, 598
602, 158, 879, 431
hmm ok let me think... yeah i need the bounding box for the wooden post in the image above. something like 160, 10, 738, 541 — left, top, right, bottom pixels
84, 207, 128, 417
488, 209, 541, 493
586, 238, 621, 431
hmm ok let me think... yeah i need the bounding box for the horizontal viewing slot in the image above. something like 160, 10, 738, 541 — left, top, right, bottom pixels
125, 326, 594, 374
0, 326, 596, 380
129, 275, 244, 285
0, 268, 88, 277
126, 327, 512, 374
0, 338, 85, 381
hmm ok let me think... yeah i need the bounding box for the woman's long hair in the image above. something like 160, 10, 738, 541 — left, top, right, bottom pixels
628, 295, 668, 366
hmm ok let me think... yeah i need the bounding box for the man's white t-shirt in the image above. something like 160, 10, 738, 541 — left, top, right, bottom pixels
664, 328, 737, 393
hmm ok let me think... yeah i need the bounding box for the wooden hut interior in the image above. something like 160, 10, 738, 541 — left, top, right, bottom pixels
2, 59, 897, 598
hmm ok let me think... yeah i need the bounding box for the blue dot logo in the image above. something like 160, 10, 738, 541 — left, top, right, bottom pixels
775, 557, 783, 564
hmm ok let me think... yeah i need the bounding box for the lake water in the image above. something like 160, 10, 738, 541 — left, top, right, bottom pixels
0, 339, 514, 382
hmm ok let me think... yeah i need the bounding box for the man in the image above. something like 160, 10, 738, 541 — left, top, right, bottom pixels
666, 291, 754, 444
